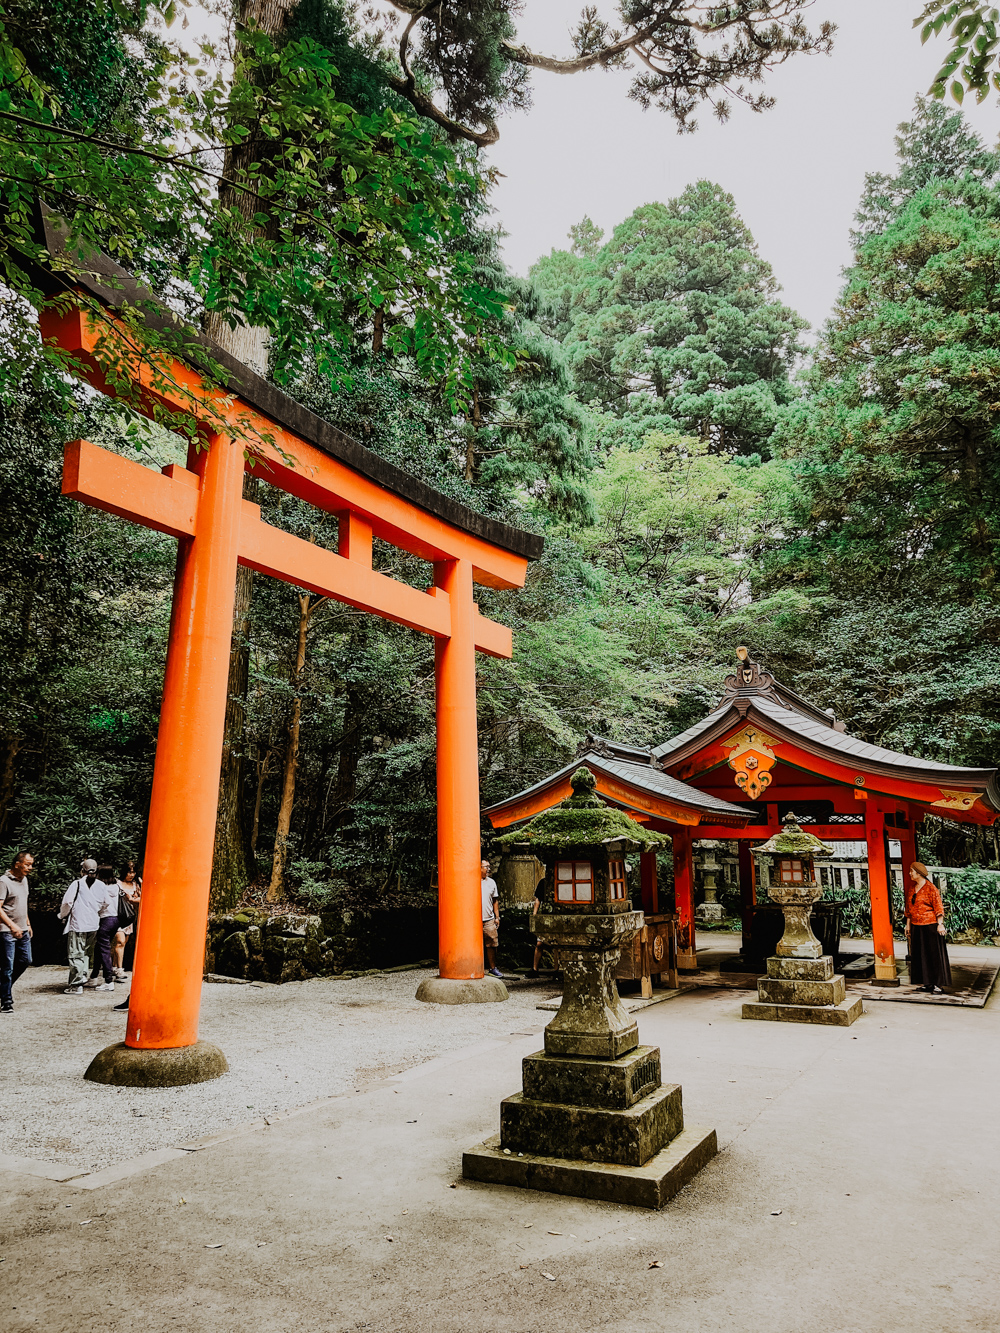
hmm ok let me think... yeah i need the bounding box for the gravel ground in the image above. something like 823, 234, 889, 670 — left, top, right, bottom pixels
1, 965, 556, 1173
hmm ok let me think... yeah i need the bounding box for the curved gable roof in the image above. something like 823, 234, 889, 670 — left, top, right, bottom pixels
483, 749, 750, 825
651, 660, 1000, 813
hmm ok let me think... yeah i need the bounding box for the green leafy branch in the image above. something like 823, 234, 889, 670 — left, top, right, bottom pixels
916, 2, 1000, 102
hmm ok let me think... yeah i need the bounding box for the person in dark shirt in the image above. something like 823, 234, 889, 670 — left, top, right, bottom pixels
905, 862, 952, 993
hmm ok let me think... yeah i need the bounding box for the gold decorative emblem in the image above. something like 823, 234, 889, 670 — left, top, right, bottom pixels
652, 935, 665, 962
932, 789, 976, 811
724, 726, 779, 801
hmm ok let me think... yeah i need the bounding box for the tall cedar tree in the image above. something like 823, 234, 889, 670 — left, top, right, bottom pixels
765, 99, 1000, 772
531, 183, 807, 457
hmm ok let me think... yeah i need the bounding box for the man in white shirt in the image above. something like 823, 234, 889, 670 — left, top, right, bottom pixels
481, 859, 502, 979
59, 860, 112, 995
0, 851, 34, 1013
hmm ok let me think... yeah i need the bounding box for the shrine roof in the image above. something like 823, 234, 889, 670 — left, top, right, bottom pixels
28, 204, 543, 564
483, 748, 750, 824
650, 652, 1000, 811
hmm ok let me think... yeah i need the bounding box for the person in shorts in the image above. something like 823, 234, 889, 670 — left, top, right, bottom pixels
112, 860, 141, 981
481, 859, 502, 979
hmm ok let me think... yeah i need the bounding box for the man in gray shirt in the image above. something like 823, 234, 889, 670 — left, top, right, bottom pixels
0, 850, 34, 1013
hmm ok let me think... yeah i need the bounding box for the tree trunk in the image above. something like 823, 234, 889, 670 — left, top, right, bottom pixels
0, 730, 22, 839
464, 381, 480, 483
329, 633, 365, 829
250, 746, 272, 856
206, 0, 297, 902
267, 593, 317, 903
209, 528, 255, 913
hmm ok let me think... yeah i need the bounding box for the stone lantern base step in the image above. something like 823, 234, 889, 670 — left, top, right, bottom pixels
463, 1125, 718, 1209
757, 974, 846, 1006
500, 1083, 682, 1168
768, 955, 834, 981
521, 1045, 662, 1111
742, 995, 864, 1026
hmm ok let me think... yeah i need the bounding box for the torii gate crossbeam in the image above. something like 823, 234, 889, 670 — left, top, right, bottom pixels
39, 297, 537, 1086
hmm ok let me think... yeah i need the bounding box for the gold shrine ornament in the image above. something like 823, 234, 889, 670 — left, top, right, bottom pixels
932, 789, 977, 811
724, 725, 779, 801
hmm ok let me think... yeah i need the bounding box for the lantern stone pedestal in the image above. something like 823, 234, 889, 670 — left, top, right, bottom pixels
464, 769, 718, 1208
695, 842, 726, 923
742, 816, 863, 1027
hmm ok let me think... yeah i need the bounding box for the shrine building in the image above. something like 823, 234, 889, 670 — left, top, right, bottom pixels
484, 649, 1000, 983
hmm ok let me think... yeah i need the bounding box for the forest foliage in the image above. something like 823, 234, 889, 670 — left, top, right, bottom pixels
1, 1, 998, 916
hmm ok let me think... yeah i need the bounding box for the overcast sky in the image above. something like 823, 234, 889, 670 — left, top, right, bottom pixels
484, 0, 1000, 334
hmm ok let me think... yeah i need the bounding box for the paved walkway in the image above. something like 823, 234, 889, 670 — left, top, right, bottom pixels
2, 965, 998, 1333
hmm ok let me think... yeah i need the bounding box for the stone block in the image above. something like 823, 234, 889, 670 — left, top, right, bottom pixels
757, 975, 846, 1006
218, 930, 250, 979
521, 1046, 661, 1111
543, 1021, 639, 1061
500, 1082, 683, 1168
268, 913, 313, 937
277, 937, 308, 983
766, 955, 833, 981
742, 995, 864, 1026
462, 1125, 718, 1209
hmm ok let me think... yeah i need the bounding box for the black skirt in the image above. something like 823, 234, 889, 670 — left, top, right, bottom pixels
908, 924, 953, 989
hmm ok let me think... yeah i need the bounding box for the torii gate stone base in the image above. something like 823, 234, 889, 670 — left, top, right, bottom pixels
37, 257, 540, 1086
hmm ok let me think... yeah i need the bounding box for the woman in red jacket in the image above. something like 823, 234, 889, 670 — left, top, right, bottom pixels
905, 862, 952, 994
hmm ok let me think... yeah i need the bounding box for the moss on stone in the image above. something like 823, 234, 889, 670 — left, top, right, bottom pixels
754, 818, 832, 858
496, 767, 667, 853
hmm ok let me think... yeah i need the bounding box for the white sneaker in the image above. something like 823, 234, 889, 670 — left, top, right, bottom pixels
96, 982, 115, 992
83, 977, 102, 988
113, 969, 127, 981
63, 985, 83, 995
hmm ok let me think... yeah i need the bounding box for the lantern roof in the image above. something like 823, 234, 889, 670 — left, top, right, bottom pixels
753, 814, 833, 859
496, 768, 668, 853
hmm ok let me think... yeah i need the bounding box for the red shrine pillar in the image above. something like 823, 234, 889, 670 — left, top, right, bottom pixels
123, 431, 245, 1066
432, 558, 486, 984
640, 849, 659, 914
737, 840, 756, 956
672, 826, 697, 971
898, 812, 918, 882
866, 802, 899, 985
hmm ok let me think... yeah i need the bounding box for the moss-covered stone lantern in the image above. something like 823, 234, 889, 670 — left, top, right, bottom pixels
463, 768, 718, 1208
743, 814, 863, 1027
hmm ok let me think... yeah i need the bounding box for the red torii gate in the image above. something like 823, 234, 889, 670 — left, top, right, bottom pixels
34, 224, 540, 1084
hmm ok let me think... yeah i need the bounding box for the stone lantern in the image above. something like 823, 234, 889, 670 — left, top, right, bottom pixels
743, 814, 863, 1027
463, 768, 718, 1208
695, 841, 725, 923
